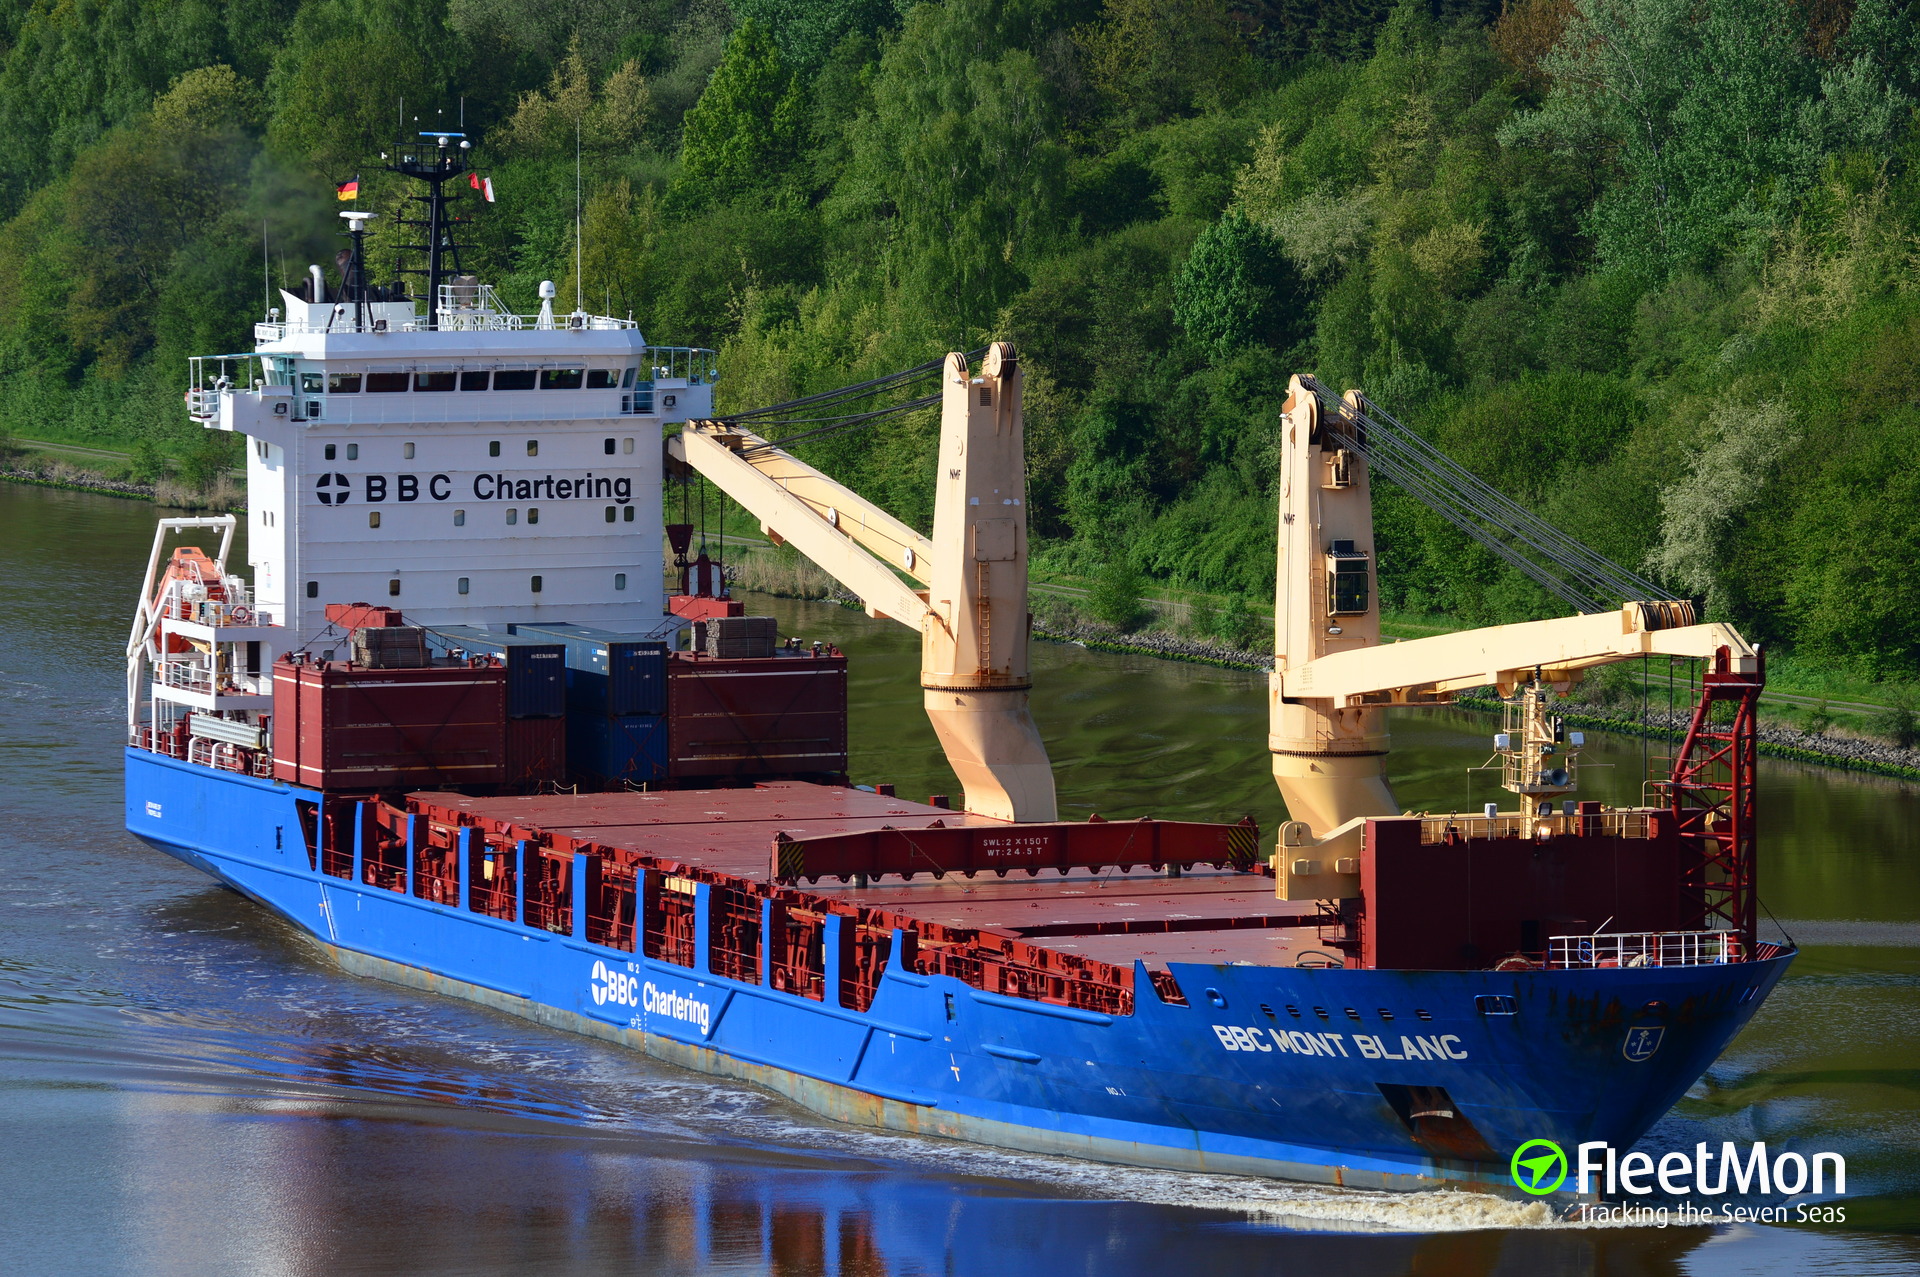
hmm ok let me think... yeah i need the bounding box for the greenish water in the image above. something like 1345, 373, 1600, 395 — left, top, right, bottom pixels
0, 480, 1914, 1275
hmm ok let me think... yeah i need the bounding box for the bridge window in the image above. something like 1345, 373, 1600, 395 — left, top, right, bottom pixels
301, 372, 323, 394
460, 371, 490, 391
587, 369, 619, 389
494, 370, 537, 390
365, 372, 408, 393
328, 372, 361, 394
621, 367, 636, 388
539, 368, 584, 390
415, 371, 455, 392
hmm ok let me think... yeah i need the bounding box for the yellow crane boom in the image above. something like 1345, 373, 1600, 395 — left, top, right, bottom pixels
668, 343, 1057, 823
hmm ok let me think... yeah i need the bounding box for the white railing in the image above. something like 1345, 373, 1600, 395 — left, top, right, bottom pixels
1419, 810, 1653, 844
158, 657, 214, 694
1547, 930, 1744, 969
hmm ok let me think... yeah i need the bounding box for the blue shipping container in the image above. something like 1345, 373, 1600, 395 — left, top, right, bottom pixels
511, 624, 668, 717
426, 626, 568, 720
569, 712, 668, 785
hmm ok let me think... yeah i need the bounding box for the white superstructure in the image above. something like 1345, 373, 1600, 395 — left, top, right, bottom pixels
189, 280, 714, 650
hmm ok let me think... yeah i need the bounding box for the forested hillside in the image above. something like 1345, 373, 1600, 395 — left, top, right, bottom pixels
2, 0, 1919, 676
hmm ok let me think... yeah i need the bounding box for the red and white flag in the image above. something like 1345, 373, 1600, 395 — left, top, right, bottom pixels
468, 171, 495, 203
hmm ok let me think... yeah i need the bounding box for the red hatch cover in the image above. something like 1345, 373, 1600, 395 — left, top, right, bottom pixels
771, 815, 1261, 883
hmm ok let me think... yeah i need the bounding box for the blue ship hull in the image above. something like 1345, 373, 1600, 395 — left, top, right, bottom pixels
125, 749, 1791, 1195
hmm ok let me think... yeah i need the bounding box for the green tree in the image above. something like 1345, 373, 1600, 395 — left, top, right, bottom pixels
730, 0, 895, 73
851, 0, 1066, 337
674, 18, 804, 208
1174, 210, 1301, 360
1088, 558, 1148, 630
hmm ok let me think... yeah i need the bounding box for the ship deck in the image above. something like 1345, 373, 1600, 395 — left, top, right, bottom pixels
413, 781, 1321, 967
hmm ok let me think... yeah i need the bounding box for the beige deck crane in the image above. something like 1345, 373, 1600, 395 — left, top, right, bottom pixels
668, 343, 1058, 823
1270, 375, 1759, 899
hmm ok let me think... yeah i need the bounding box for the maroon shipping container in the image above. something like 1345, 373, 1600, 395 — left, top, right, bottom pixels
505, 715, 567, 786
272, 658, 506, 790
666, 652, 848, 780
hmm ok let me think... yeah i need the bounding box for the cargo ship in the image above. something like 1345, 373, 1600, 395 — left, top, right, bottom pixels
123, 137, 1792, 1197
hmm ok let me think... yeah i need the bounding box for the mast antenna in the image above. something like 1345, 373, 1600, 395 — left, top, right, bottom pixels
575, 118, 584, 314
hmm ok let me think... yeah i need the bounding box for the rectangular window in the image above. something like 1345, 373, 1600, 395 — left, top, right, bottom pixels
365, 371, 409, 393
306, 581, 318, 598
603, 438, 616, 455
301, 372, 324, 394
604, 506, 616, 523
621, 367, 636, 388
525, 440, 538, 457
623, 505, 634, 522
457, 577, 469, 595
622, 437, 634, 454
539, 368, 584, 390
388, 578, 401, 596
324, 444, 336, 461
530, 575, 543, 593
527, 508, 539, 524
368, 511, 381, 528
614, 573, 626, 591
586, 369, 619, 389
403, 442, 415, 459
328, 372, 361, 394
488, 441, 501, 457
414, 371, 456, 392
506, 509, 517, 525
453, 509, 465, 527
345, 443, 359, 461
460, 371, 490, 391
493, 369, 537, 390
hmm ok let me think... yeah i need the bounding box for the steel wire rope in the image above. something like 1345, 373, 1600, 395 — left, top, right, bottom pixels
1298, 376, 1652, 604
1345, 389, 1669, 603
1297, 377, 1674, 612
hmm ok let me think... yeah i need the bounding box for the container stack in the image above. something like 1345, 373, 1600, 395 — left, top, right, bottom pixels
511, 624, 670, 787
427, 626, 568, 787
269, 650, 507, 789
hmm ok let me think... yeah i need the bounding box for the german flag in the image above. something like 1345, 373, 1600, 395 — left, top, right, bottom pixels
335, 177, 359, 201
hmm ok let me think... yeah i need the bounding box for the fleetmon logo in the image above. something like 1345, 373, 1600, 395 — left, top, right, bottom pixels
1511, 1139, 1568, 1195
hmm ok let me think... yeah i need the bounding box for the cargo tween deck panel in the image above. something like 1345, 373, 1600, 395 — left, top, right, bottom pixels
409, 784, 1316, 966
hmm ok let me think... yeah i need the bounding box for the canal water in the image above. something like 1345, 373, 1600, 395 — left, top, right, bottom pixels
1, 482, 1914, 1275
